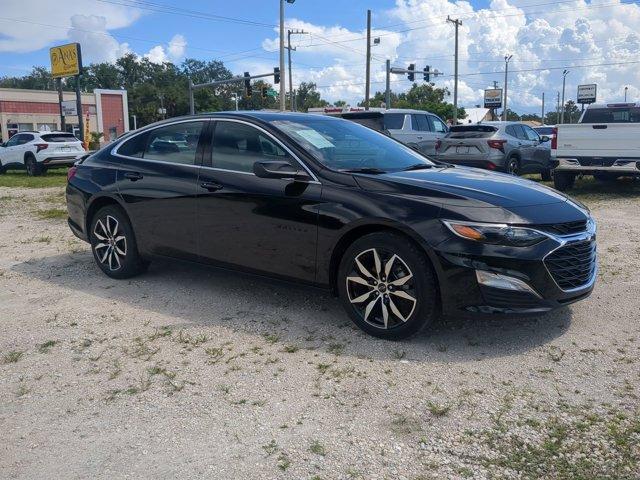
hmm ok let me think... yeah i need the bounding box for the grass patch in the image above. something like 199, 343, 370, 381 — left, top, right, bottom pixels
427, 401, 452, 417
309, 439, 327, 456
527, 175, 640, 205
35, 208, 67, 220
0, 170, 68, 188
3, 350, 24, 364
37, 340, 58, 353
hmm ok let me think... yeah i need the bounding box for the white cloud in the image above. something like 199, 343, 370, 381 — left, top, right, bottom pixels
143, 34, 188, 64
259, 0, 640, 113
67, 15, 131, 63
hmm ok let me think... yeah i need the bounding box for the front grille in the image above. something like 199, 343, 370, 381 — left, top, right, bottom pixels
534, 220, 587, 236
545, 240, 597, 290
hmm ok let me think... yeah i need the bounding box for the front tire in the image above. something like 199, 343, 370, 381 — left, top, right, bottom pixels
553, 172, 576, 191
89, 205, 149, 279
338, 232, 438, 340
506, 156, 520, 176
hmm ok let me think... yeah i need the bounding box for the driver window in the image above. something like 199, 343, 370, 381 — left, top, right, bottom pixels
6, 134, 22, 147
523, 125, 540, 142
212, 121, 291, 173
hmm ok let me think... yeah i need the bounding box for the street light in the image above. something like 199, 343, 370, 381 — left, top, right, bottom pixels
231, 94, 239, 111
560, 69, 569, 124
502, 54, 513, 121
280, 0, 296, 111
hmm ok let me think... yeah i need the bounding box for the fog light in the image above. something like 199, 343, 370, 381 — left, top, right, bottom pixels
475, 270, 541, 298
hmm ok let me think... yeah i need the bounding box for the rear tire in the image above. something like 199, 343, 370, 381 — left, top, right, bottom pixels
89, 205, 149, 279
0, 165, 6, 175
25, 155, 43, 177
506, 156, 520, 176
337, 232, 438, 340
553, 172, 576, 191
541, 169, 553, 181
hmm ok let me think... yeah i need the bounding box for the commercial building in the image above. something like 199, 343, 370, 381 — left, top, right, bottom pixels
0, 88, 129, 143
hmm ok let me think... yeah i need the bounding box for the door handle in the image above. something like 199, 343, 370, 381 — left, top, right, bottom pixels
416, 136, 423, 140
123, 171, 143, 181
200, 181, 223, 192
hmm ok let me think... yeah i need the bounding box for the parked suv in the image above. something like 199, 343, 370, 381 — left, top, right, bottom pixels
434, 122, 553, 179
0, 131, 84, 176
336, 109, 449, 156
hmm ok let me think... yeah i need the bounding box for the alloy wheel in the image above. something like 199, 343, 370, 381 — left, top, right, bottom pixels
508, 159, 519, 175
345, 248, 417, 329
93, 215, 127, 271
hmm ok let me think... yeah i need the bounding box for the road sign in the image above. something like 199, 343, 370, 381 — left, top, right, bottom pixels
61, 100, 77, 116
50, 43, 82, 78
577, 84, 597, 104
484, 88, 503, 109
267, 88, 278, 98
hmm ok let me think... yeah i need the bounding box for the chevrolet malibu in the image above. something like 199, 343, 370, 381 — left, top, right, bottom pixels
66, 112, 597, 340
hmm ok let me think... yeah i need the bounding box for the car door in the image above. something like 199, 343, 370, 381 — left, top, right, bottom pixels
114, 119, 206, 260
196, 119, 321, 282
521, 124, 550, 173
428, 115, 448, 150
409, 114, 436, 155
0, 133, 23, 166
510, 124, 535, 163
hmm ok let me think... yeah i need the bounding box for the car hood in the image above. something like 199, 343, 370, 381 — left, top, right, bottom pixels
354, 166, 569, 208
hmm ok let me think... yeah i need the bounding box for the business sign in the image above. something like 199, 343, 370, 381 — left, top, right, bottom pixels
50, 43, 82, 78
61, 100, 77, 116
577, 84, 597, 104
484, 88, 503, 108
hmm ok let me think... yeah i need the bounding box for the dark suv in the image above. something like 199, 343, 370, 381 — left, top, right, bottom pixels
66, 112, 596, 339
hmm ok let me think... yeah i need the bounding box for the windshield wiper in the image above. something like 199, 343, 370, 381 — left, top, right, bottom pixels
401, 163, 434, 171
339, 167, 388, 174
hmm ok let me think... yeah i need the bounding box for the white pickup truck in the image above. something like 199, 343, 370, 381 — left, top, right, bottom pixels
551, 103, 640, 191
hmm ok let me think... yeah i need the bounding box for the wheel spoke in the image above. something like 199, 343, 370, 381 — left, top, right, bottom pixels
94, 220, 108, 240
364, 295, 380, 321
350, 291, 373, 304
94, 242, 109, 251
346, 276, 372, 288
384, 254, 398, 278
355, 256, 375, 280
372, 248, 382, 277
99, 247, 110, 264
111, 250, 122, 270
390, 290, 417, 303
390, 273, 413, 287
381, 301, 389, 328
388, 297, 408, 323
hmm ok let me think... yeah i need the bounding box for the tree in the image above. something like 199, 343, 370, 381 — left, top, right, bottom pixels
563, 100, 581, 124
521, 113, 542, 123
364, 84, 465, 121
295, 82, 329, 111
334, 100, 347, 107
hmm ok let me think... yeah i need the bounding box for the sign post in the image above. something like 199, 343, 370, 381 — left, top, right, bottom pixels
484, 88, 503, 120
50, 43, 84, 144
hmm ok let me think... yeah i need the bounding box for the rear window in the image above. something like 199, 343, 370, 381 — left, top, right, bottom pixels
534, 127, 554, 135
383, 113, 405, 130
339, 113, 384, 132
447, 125, 497, 138
582, 107, 640, 123
40, 133, 79, 142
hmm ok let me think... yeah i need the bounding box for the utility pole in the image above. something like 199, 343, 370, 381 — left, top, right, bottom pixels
385, 59, 391, 109
447, 16, 462, 124
279, 0, 296, 111
560, 69, 569, 124
364, 9, 372, 110
502, 54, 513, 121
624, 86, 628, 102
556, 91, 560, 124
286, 29, 307, 111
541, 92, 545, 123
57, 78, 66, 131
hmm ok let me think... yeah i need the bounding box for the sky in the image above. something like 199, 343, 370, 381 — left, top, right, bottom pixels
0, 0, 639, 114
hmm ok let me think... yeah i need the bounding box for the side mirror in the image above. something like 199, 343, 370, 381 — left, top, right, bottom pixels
253, 160, 310, 181
540, 135, 550, 143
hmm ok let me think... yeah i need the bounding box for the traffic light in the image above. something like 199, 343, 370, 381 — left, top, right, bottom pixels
244, 72, 252, 97
273, 67, 281, 84
407, 64, 415, 82
423, 65, 430, 82
261, 86, 268, 99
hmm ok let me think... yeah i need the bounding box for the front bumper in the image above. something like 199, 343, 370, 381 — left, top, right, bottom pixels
432, 223, 597, 315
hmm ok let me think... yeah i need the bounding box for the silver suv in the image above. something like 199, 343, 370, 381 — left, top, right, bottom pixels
434, 121, 553, 178
337, 109, 449, 156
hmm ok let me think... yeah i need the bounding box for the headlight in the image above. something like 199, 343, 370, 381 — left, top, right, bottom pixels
442, 220, 548, 247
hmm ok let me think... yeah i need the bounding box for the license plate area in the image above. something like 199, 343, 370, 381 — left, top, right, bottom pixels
456, 146, 471, 154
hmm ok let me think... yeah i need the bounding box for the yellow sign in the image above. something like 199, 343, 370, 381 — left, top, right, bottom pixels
50, 43, 82, 78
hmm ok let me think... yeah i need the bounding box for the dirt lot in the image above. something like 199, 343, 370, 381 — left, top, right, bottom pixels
1, 173, 639, 479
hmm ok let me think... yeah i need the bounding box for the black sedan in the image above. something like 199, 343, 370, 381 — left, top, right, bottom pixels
66, 112, 597, 340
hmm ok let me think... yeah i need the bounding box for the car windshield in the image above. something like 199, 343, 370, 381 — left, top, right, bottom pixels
270, 117, 434, 172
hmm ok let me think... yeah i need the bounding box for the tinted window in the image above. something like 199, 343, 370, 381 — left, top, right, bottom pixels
447, 125, 497, 138
506, 124, 527, 140
212, 121, 288, 173
271, 117, 434, 172
534, 127, 554, 135
19, 134, 34, 144
412, 114, 431, 131
522, 125, 539, 141
429, 116, 448, 133
384, 113, 405, 130
144, 122, 204, 165
6, 134, 22, 147
582, 107, 640, 123
118, 131, 150, 158
40, 133, 79, 142
340, 113, 384, 132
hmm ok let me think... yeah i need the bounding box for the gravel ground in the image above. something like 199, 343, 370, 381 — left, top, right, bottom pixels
1, 184, 639, 480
